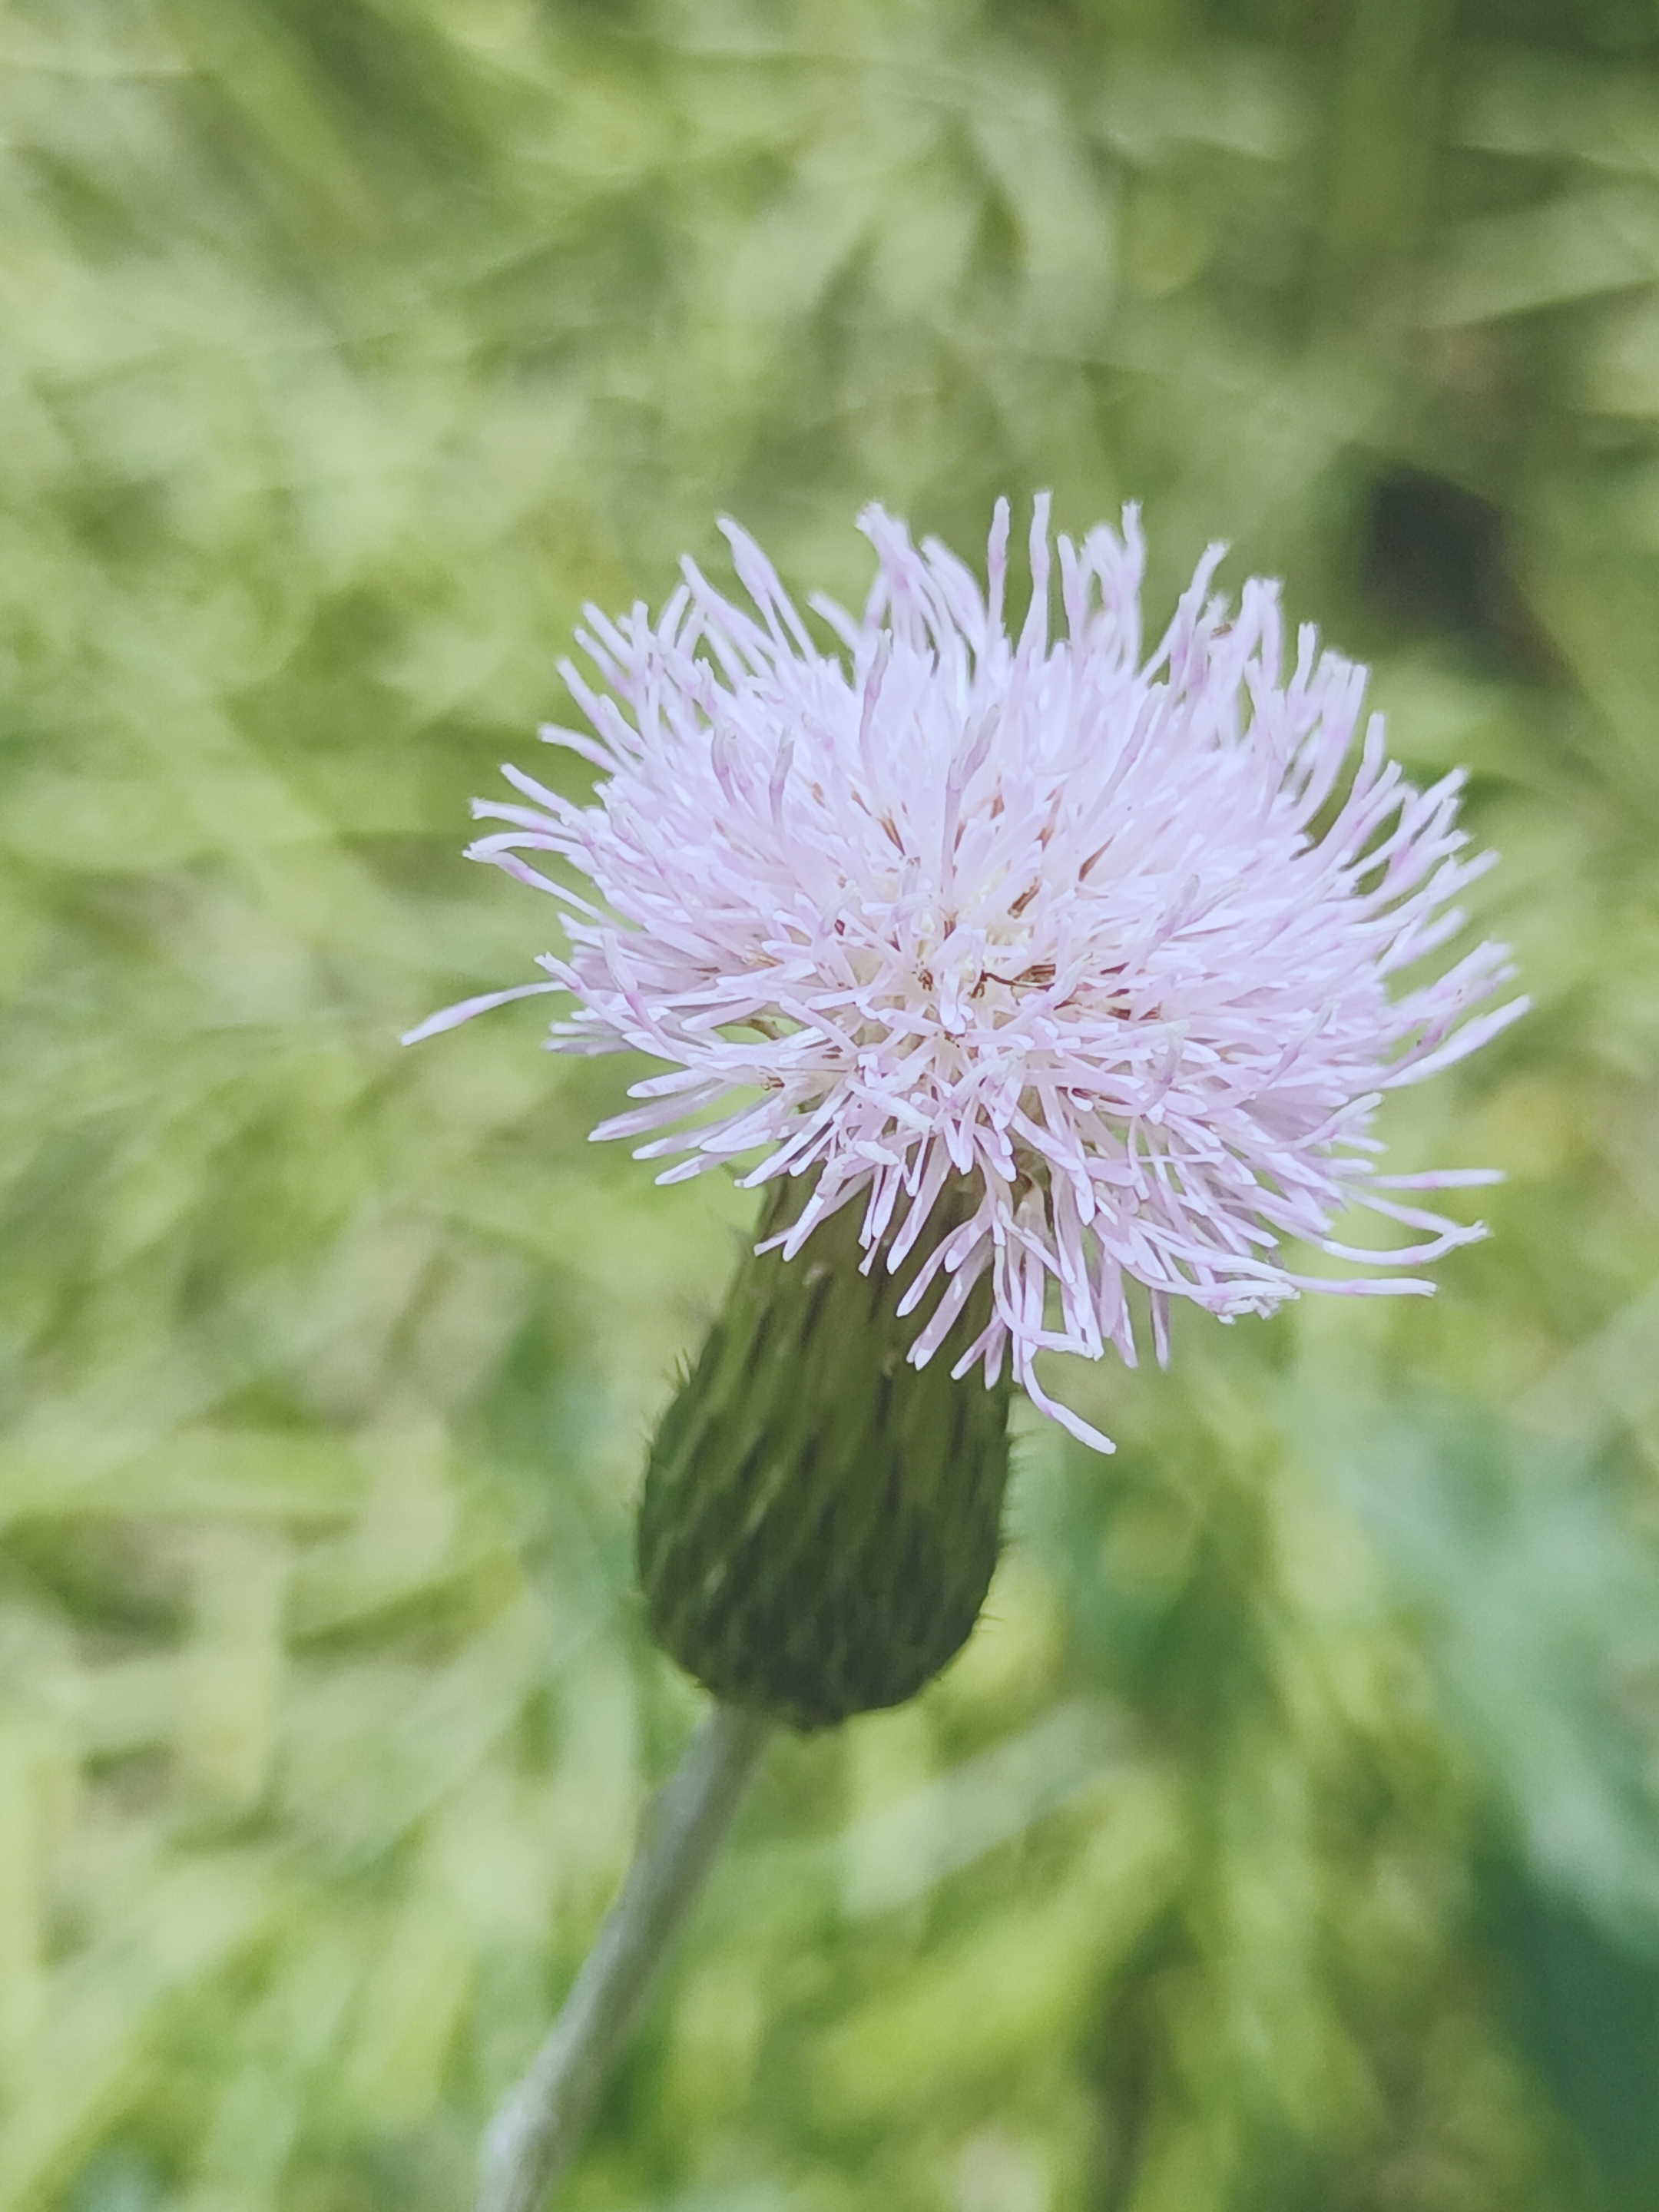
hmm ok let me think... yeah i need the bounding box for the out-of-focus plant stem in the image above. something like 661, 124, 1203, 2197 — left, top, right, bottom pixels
475, 1702, 774, 2212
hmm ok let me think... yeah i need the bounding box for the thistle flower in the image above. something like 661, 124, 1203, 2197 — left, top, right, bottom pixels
410, 497, 1522, 1455
445, 503, 1527, 2212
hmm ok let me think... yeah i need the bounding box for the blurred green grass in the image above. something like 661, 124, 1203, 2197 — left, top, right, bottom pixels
4, 2, 1659, 2207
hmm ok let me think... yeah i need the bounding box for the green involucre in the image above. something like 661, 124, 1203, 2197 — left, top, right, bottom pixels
637, 1179, 1012, 1728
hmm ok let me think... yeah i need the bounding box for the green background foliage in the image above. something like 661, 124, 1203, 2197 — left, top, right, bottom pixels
4, 0, 1659, 2205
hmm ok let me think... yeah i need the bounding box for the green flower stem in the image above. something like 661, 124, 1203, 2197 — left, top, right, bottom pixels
475, 1702, 774, 2212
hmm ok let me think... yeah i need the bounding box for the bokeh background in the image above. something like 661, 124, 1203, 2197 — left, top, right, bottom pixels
5, 1, 1659, 2207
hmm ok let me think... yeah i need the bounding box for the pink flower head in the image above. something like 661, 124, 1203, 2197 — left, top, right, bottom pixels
409, 499, 1525, 1450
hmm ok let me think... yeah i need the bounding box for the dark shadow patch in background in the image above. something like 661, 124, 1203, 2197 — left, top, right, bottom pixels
1477, 1845, 1659, 2196
1358, 465, 1565, 686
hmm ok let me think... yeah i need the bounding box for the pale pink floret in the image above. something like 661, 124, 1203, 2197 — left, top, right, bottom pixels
408, 500, 1525, 1450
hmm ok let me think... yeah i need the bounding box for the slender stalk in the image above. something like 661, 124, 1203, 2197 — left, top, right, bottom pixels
475, 1701, 774, 2212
